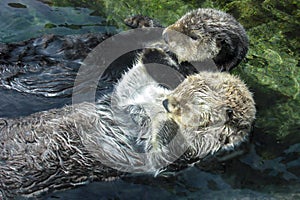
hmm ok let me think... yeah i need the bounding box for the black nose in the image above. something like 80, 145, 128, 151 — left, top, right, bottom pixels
162, 99, 170, 113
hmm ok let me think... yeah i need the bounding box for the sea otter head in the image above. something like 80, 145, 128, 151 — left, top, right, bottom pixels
161, 71, 255, 160
162, 8, 249, 71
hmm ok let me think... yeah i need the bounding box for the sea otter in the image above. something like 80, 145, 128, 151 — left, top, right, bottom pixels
125, 8, 249, 72
0, 57, 256, 198
0, 8, 254, 198
0, 8, 248, 97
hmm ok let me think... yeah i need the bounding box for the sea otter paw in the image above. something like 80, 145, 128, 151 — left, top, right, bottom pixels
124, 15, 163, 28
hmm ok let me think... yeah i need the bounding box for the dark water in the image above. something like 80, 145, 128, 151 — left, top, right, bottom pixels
0, 0, 299, 199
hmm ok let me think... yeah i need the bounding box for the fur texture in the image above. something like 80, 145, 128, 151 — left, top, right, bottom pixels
0, 8, 253, 199
162, 8, 249, 71
0, 60, 255, 198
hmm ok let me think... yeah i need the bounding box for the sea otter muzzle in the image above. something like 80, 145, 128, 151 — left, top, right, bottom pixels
162, 99, 170, 113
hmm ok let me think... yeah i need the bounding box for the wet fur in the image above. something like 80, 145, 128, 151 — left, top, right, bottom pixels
0, 8, 253, 199
0, 59, 255, 198
125, 8, 248, 71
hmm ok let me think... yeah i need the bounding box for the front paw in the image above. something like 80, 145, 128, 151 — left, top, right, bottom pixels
124, 15, 163, 28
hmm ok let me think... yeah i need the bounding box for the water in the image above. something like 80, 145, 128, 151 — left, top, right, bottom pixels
0, 0, 117, 43
0, 0, 299, 199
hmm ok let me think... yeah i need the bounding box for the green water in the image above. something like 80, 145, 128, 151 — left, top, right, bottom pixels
0, 0, 299, 199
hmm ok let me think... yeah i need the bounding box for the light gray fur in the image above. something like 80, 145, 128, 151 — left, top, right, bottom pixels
0, 59, 255, 198
0, 8, 253, 199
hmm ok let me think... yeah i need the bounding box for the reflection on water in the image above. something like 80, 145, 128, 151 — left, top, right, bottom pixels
45, 168, 299, 200
0, 0, 117, 43
0, 0, 299, 199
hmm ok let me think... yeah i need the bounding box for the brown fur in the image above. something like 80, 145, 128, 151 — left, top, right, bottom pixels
163, 8, 248, 71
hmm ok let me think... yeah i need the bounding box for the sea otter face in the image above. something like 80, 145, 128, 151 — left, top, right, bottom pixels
161, 72, 255, 155
163, 23, 220, 65
162, 8, 249, 71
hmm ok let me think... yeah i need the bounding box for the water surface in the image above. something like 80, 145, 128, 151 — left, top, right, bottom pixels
0, 0, 299, 199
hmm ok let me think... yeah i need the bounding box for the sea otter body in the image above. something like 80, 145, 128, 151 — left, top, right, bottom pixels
0, 59, 256, 198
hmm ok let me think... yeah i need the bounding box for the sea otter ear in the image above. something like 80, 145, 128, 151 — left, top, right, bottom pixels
216, 33, 226, 49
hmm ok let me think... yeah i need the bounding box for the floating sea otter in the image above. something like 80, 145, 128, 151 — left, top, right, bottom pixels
0, 60, 256, 198
125, 8, 249, 72
0, 8, 248, 97
0, 8, 254, 199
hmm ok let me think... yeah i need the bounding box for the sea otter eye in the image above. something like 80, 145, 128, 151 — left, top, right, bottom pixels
216, 37, 224, 48
226, 108, 234, 120
189, 32, 199, 40
162, 99, 170, 113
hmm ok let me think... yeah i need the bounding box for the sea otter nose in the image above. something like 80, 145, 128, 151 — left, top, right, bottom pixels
162, 99, 170, 113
